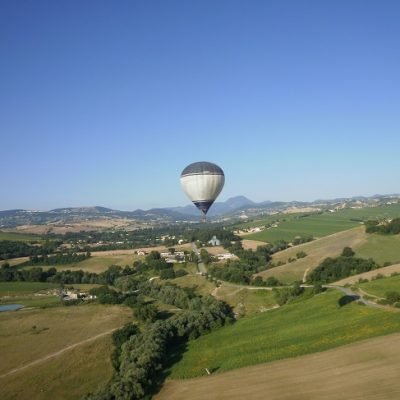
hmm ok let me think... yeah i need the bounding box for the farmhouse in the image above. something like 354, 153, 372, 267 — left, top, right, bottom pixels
208, 236, 221, 246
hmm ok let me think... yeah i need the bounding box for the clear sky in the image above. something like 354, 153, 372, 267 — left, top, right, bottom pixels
1, 0, 399, 210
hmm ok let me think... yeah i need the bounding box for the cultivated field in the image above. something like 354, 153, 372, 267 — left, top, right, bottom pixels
245, 214, 360, 243
258, 227, 366, 283
0, 281, 60, 296
240, 204, 400, 243
241, 239, 267, 250
0, 231, 42, 242
168, 290, 400, 379
156, 332, 400, 400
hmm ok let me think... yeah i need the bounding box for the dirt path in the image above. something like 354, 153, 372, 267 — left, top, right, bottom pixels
0, 328, 118, 379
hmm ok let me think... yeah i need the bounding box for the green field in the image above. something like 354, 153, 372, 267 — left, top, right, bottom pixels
169, 290, 400, 379
245, 215, 360, 243
0, 231, 42, 242
0, 281, 101, 308
0, 281, 60, 296
358, 274, 400, 298
242, 204, 400, 243
354, 234, 400, 265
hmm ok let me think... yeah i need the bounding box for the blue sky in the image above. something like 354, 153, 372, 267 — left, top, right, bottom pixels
1, 0, 400, 210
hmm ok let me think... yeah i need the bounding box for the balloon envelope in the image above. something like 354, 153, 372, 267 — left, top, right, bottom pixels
180, 161, 225, 215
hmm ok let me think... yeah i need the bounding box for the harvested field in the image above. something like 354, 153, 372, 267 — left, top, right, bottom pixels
242, 239, 267, 250
335, 263, 400, 285
0, 304, 132, 376
258, 227, 366, 283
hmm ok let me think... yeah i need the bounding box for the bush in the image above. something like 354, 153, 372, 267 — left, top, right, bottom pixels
175, 269, 188, 277
296, 251, 307, 259
135, 303, 158, 323
160, 268, 176, 280
341, 247, 355, 257
386, 291, 400, 305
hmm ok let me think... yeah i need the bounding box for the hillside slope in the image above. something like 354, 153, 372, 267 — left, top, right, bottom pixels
156, 332, 400, 400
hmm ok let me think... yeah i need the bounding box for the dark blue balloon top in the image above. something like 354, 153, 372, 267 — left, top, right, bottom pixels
181, 161, 224, 177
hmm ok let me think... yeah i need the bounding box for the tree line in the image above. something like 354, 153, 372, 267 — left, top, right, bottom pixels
365, 218, 400, 235
84, 282, 233, 400
308, 247, 377, 283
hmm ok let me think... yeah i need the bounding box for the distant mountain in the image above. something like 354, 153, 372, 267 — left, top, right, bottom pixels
169, 196, 256, 216
1, 194, 399, 229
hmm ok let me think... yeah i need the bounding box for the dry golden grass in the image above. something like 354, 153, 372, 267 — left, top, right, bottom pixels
258, 227, 367, 283
156, 332, 400, 400
0, 304, 132, 376
242, 239, 267, 250
203, 246, 227, 256
335, 263, 400, 285
0, 334, 115, 400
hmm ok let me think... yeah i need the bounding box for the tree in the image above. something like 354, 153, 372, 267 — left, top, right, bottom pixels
135, 303, 158, 323
341, 247, 355, 257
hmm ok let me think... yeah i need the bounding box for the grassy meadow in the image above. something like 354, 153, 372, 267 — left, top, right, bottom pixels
358, 274, 400, 298
0, 334, 115, 400
169, 290, 400, 379
0, 281, 60, 296
0, 231, 42, 242
214, 285, 277, 316
156, 332, 400, 400
0, 304, 132, 377
354, 234, 400, 265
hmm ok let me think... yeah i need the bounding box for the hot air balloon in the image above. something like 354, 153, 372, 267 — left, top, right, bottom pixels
180, 161, 225, 217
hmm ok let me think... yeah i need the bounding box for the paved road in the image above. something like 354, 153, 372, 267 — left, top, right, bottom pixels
0, 328, 118, 379
192, 242, 207, 274
323, 284, 391, 310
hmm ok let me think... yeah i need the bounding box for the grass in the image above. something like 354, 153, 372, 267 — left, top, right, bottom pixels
0, 334, 116, 400
245, 215, 360, 243
169, 290, 400, 379
259, 226, 366, 283
214, 285, 277, 316
358, 274, 400, 298
0, 282, 102, 309
15, 253, 141, 273
156, 332, 400, 400
0, 231, 42, 242
0, 303, 132, 376
170, 274, 216, 297
354, 234, 400, 265
0, 282, 60, 296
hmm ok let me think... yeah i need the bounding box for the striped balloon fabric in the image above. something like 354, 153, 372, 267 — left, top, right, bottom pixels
180, 161, 225, 215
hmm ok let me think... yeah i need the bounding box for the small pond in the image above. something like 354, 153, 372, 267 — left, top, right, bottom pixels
0, 304, 24, 312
